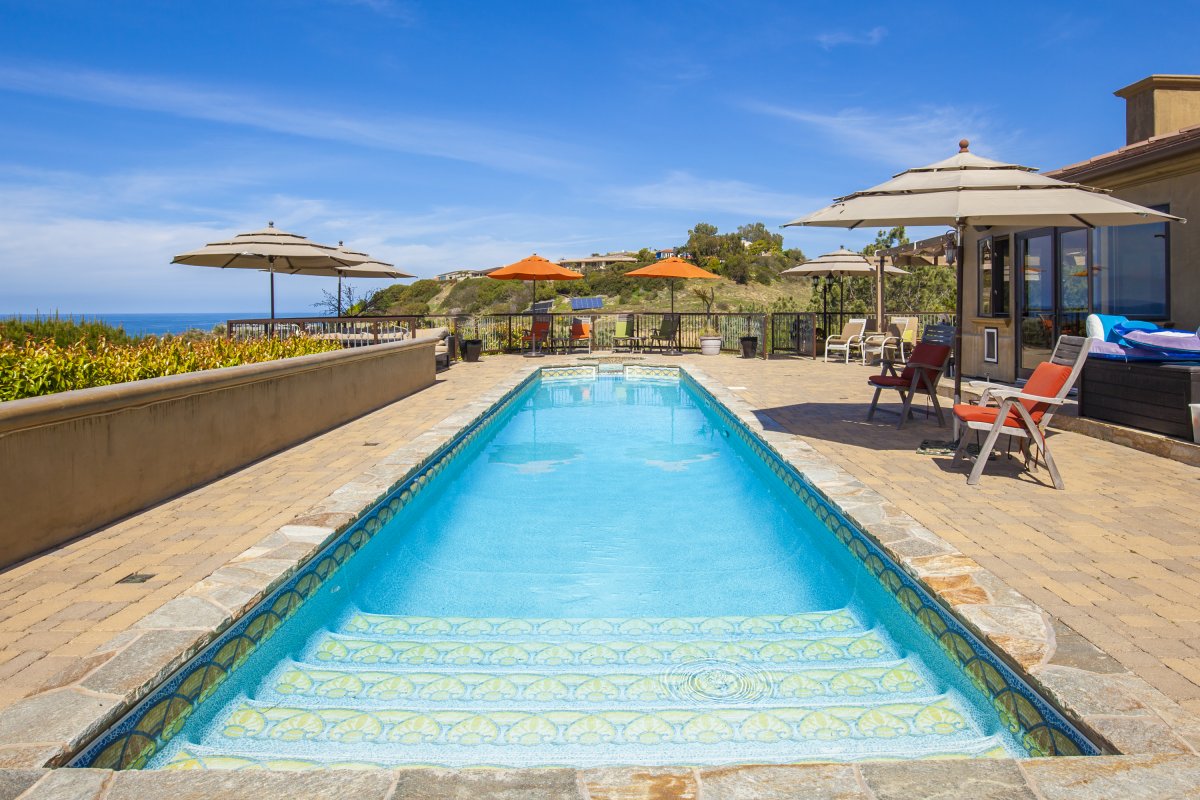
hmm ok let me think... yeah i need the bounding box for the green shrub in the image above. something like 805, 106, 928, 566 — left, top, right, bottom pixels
0, 314, 138, 349
0, 335, 341, 401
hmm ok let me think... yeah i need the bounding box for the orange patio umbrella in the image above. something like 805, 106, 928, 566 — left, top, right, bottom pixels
624, 256, 720, 316
488, 254, 583, 356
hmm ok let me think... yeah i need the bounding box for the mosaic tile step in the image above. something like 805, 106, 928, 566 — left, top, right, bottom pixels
212, 697, 983, 748
162, 735, 1014, 770
306, 632, 894, 667
339, 610, 867, 639
264, 662, 929, 705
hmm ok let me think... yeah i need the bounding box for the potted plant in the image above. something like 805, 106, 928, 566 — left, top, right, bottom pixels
461, 320, 483, 362
692, 286, 722, 355
699, 328, 722, 355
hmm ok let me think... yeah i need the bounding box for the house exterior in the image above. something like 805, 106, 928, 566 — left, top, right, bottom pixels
959, 75, 1198, 381
557, 252, 638, 274
435, 269, 488, 282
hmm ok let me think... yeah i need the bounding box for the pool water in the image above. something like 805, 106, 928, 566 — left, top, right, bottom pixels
146, 373, 1027, 768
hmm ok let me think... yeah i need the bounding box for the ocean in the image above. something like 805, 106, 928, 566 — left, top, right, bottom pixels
4, 312, 318, 337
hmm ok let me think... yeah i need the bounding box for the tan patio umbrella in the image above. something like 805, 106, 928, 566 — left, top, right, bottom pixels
781, 248, 906, 336
325, 243, 415, 317
172, 222, 372, 320
784, 139, 1183, 404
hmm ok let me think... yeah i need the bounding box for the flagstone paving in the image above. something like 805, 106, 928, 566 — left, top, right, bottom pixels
2, 352, 1200, 781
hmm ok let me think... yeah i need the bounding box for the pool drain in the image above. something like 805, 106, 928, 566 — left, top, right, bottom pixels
667, 659, 771, 703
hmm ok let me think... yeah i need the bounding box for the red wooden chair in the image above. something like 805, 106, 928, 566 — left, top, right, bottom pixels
866, 339, 953, 429
952, 336, 1090, 489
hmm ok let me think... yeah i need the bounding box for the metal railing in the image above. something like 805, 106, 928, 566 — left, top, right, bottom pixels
227, 310, 953, 360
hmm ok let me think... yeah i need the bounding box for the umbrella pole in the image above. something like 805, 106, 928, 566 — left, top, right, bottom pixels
268, 256, 276, 338
838, 276, 844, 332
337, 275, 343, 318
822, 280, 829, 340
876, 253, 885, 335
526, 278, 543, 358
670, 279, 680, 355
952, 220, 966, 439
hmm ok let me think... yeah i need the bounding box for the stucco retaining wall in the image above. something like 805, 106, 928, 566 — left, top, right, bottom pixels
0, 338, 437, 568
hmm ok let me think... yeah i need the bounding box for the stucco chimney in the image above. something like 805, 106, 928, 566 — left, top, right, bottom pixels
1115, 75, 1200, 144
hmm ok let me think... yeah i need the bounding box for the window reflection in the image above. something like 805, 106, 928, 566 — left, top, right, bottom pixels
1092, 216, 1169, 318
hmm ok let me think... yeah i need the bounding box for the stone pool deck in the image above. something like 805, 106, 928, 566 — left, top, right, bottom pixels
1, 354, 1200, 798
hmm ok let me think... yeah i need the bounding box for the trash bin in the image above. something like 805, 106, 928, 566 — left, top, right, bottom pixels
739, 336, 758, 359
462, 339, 483, 362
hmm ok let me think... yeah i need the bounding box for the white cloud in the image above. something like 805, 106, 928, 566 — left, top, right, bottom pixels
0, 64, 578, 176
742, 100, 1018, 168
612, 171, 820, 220
815, 26, 887, 50
0, 168, 628, 310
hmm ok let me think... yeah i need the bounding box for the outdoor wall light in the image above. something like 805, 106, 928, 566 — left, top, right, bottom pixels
944, 231, 959, 265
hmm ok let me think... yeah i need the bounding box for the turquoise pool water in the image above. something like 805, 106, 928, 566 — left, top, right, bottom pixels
142, 372, 1034, 768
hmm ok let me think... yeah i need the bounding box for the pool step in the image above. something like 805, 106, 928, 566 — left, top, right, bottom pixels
305, 631, 893, 668
211, 696, 988, 751
158, 610, 1019, 768
337, 610, 870, 639
163, 733, 1015, 770
263, 660, 929, 706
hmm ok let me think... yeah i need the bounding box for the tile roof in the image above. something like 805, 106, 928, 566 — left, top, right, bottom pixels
1046, 123, 1200, 180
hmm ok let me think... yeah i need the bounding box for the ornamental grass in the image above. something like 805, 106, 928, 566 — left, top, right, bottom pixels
0, 335, 341, 401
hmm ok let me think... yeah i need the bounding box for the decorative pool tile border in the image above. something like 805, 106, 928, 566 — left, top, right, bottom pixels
681, 372, 1094, 758
541, 365, 598, 381
623, 364, 681, 380
70, 368, 544, 770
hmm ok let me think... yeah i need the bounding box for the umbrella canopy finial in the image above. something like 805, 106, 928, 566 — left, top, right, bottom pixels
268, 220, 275, 227
959, 139, 970, 153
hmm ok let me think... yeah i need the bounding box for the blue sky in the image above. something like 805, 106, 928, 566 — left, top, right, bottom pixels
1, 0, 1197, 313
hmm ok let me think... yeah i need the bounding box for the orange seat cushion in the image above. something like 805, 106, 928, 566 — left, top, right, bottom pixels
953, 361, 1074, 430
953, 403, 1025, 429
868, 375, 909, 388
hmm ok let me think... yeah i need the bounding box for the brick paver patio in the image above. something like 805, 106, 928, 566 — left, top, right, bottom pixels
2, 350, 1199, 755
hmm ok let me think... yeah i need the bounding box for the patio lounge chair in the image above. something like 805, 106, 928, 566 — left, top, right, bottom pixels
862, 317, 918, 365
567, 317, 592, 353
521, 318, 552, 354
645, 316, 679, 353
951, 335, 1090, 490
613, 314, 642, 352
825, 318, 867, 363
865, 333, 953, 429
412, 326, 455, 369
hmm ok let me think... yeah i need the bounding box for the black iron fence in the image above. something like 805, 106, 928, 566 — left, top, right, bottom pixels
227, 310, 952, 360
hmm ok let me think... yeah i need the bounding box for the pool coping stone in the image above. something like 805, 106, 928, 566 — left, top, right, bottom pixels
5, 755, 1200, 798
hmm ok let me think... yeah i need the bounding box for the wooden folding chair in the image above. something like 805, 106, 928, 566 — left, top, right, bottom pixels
952, 336, 1091, 489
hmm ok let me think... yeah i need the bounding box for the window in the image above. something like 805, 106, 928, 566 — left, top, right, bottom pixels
977, 235, 1011, 317
1091, 205, 1169, 319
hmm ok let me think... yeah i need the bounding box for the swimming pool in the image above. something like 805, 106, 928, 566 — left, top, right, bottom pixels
77, 365, 1096, 769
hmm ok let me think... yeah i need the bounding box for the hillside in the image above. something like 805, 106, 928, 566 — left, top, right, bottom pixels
371, 268, 815, 317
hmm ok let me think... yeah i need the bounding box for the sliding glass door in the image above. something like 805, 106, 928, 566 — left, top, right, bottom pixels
1016, 228, 1090, 376
1018, 231, 1055, 375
